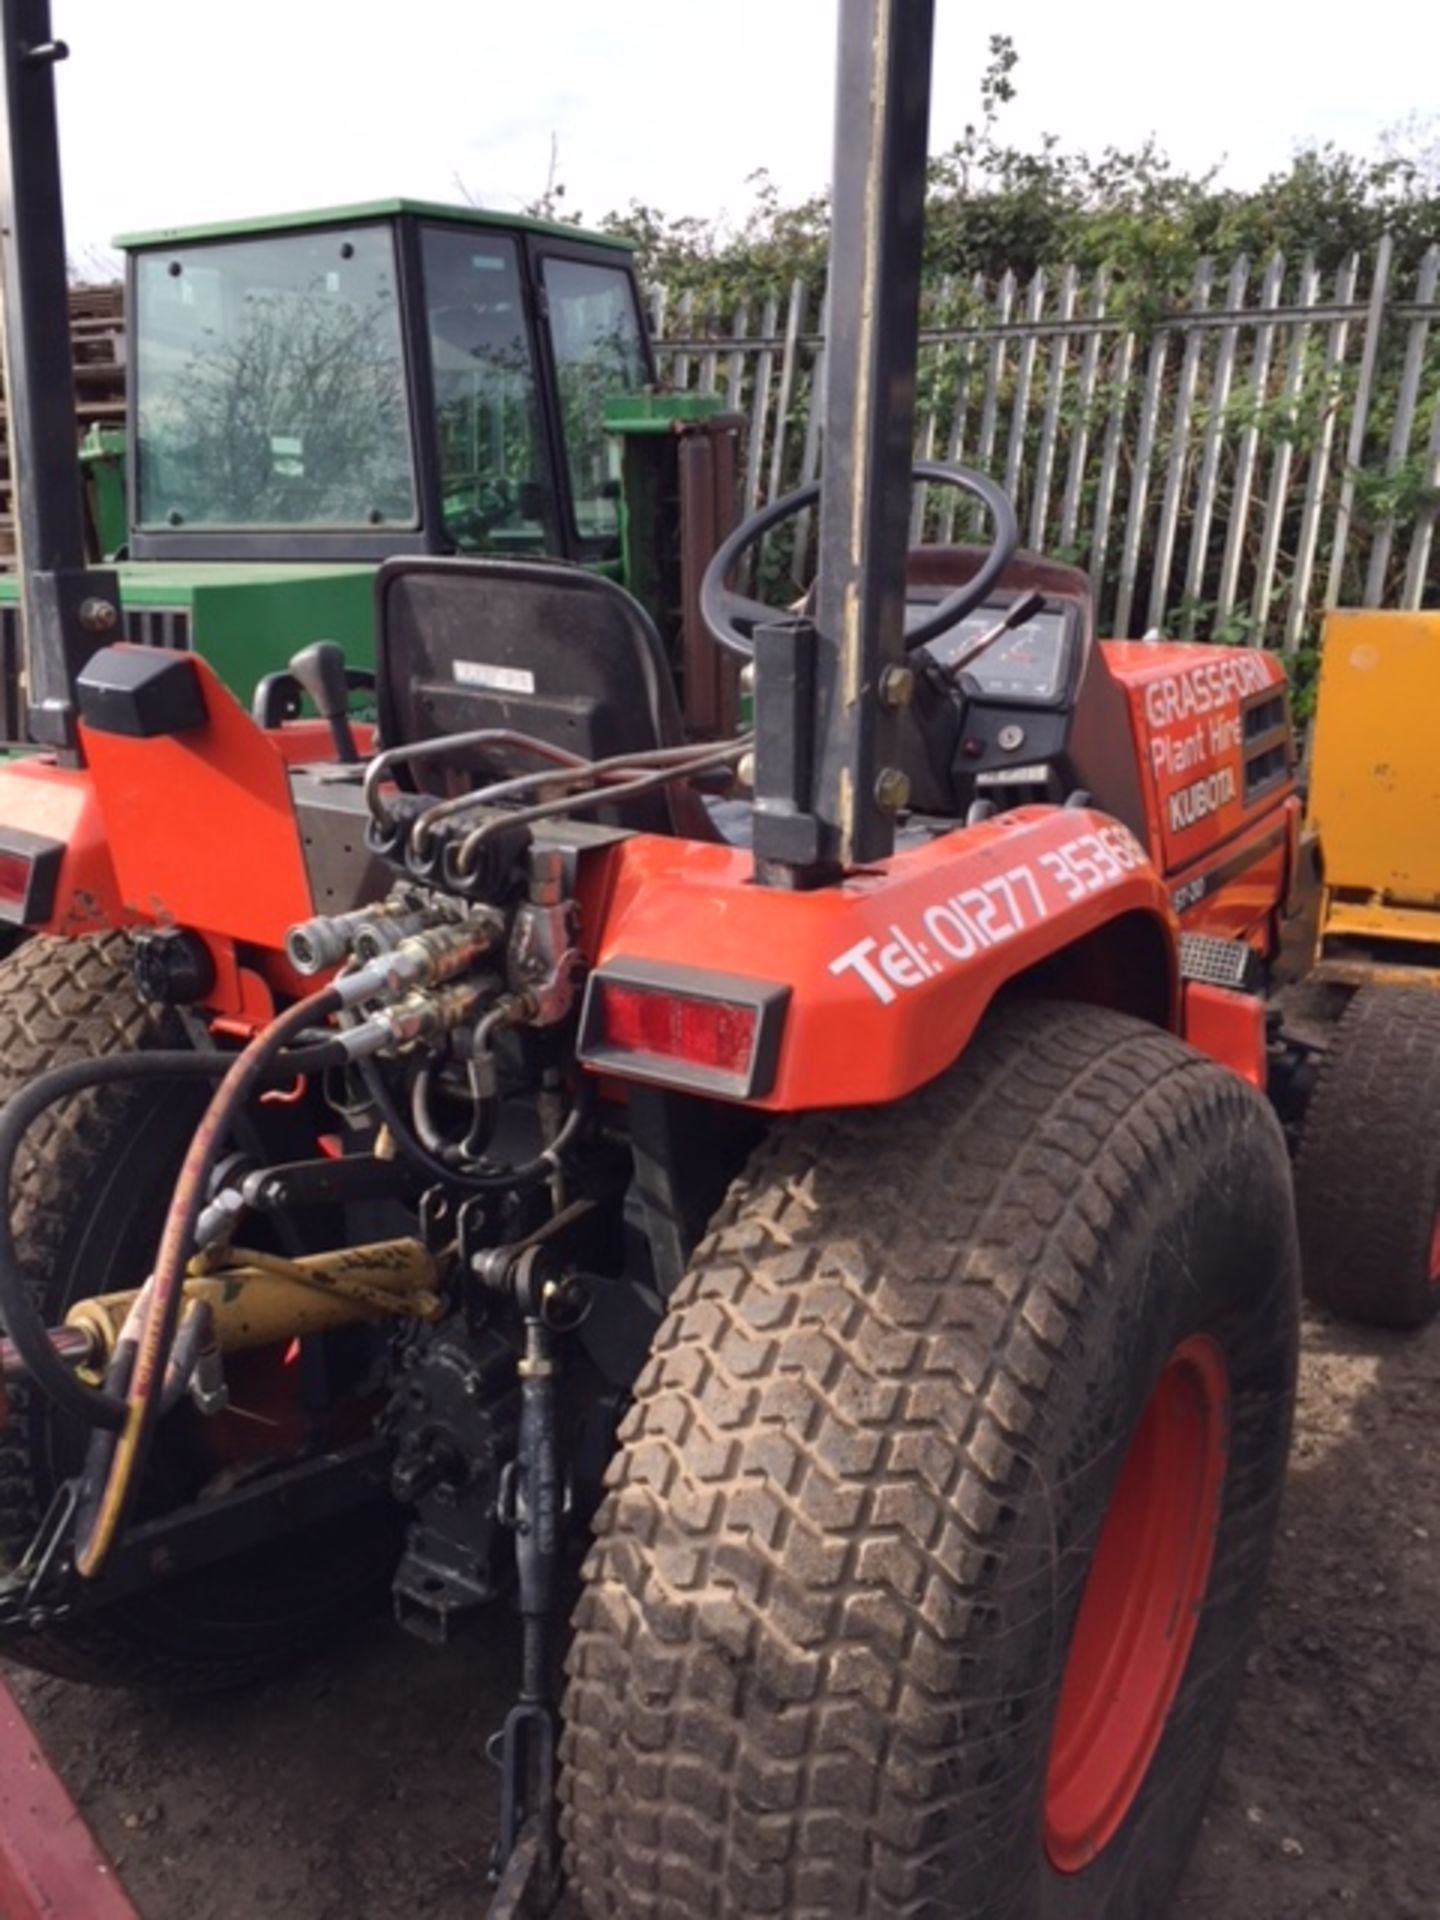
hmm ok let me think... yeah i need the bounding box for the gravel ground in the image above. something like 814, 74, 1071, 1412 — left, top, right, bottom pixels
9, 1298, 1437, 1920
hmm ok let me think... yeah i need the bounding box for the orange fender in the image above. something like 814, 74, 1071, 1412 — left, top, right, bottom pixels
582, 807, 1179, 1111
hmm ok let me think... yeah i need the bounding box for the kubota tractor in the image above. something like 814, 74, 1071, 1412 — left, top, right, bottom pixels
0, 1, 1408, 1916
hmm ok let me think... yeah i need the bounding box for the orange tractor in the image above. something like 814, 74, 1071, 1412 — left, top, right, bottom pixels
0, 1, 1408, 1916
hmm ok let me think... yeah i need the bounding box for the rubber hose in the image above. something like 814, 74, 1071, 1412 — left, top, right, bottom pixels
70, 1300, 215, 1565
359, 1055, 580, 1195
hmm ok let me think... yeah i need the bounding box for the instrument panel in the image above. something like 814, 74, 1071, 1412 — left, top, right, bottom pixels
916, 604, 1074, 705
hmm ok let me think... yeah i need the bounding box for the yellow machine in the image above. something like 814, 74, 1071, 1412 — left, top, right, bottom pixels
1291, 607, 1440, 1333
1305, 609, 1440, 984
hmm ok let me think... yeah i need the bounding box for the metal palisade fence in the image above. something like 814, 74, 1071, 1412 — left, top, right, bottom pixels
647, 240, 1440, 652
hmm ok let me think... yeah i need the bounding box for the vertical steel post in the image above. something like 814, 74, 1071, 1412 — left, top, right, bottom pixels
810, 0, 934, 872
0, 0, 119, 753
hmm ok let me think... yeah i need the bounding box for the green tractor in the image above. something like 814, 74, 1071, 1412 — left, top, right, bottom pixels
0, 200, 739, 742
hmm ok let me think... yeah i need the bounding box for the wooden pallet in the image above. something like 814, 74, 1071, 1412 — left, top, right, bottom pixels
0, 279, 126, 568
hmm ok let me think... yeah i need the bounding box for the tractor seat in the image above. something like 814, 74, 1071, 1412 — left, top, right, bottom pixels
374, 556, 718, 840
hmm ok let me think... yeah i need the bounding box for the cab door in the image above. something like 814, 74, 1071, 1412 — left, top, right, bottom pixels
527, 241, 653, 564
416, 222, 559, 558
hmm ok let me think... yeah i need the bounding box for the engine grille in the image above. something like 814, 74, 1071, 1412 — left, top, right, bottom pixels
0, 602, 193, 743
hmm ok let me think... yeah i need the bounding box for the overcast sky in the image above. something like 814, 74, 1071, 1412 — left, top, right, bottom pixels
52, 0, 1436, 270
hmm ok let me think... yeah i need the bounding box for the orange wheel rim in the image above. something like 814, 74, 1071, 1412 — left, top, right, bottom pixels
1044, 1334, 1230, 1873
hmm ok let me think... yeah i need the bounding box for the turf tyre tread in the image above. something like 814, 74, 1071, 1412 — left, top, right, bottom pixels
1294, 983, 1440, 1328
560, 998, 1298, 1920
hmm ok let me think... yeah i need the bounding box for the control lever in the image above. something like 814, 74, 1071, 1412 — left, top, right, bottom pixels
944, 589, 1047, 683
289, 641, 359, 764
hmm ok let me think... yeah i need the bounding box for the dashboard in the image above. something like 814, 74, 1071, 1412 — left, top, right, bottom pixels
909, 601, 1076, 706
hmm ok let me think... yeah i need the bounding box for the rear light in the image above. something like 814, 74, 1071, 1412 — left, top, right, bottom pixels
0, 830, 62, 927
0, 852, 29, 908
579, 962, 789, 1100
600, 985, 758, 1074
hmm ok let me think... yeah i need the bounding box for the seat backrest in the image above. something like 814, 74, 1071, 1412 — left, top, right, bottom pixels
375, 556, 688, 834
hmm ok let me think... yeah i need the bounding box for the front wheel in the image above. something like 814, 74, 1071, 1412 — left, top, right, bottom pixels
561, 1000, 1299, 1919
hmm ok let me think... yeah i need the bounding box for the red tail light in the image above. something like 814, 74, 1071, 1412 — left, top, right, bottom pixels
0, 832, 62, 927
0, 853, 29, 909
600, 984, 758, 1074
579, 963, 789, 1100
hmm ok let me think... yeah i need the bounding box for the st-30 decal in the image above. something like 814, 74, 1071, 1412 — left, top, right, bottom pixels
829, 823, 1149, 1006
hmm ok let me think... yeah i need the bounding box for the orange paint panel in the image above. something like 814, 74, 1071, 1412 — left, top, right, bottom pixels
78, 652, 314, 948
1101, 642, 1295, 876
0, 758, 123, 932
1182, 981, 1267, 1089
1169, 796, 1301, 956
583, 806, 1178, 1111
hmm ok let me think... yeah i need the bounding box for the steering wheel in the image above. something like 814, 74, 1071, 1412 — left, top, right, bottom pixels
699, 462, 1019, 661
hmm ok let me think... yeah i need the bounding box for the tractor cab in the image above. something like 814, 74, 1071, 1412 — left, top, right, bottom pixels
120, 200, 651, 568
0, 201, 736, 746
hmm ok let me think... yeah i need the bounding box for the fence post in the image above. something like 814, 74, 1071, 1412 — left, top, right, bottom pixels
1325, 234, 1394, 609
669, 289, 695, 392
1364, 241, 1437, 604
1148, 260, 1215, 631
1252, 255, 1320, 642
1059, 267, 1108, 555
910, 275, 952, 544
725, 301, 749, 415
762, 278, 808, 580
1114, 331, 1171, 636
1285, 253, 1360, 652
1402, 396, 1440, 609
1029, 263, 1078, 551
935, 271, 985, 546
1217, 252, 1284, 633
791, 281, 829, 583
972, 270, 1015, 533
1182, 255, 1250, 633
1002, 268, 1046, 511
741, 292, 779, 519
1090, 330, 1135, 622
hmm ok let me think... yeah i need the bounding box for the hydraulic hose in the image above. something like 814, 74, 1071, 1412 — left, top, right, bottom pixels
409, 735, 747, 852
358, 1052, 584, 1195
0, 1040, 346, 1434
70, 1300, 215, 1561
449, 737, 753, 876
74, 987, 345, 1579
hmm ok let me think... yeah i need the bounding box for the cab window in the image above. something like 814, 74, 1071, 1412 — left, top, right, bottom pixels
134, 225, 415, 530
540, 257, 647, 547
421, 227, 552, 554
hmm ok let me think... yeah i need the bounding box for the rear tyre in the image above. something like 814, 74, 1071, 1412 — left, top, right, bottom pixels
561, 1000, 1299, 1920
0, 934, 393, 1690
1295, 984, 1440, 1329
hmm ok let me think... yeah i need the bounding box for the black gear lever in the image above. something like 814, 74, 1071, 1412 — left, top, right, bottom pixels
288, 641, 359, 764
